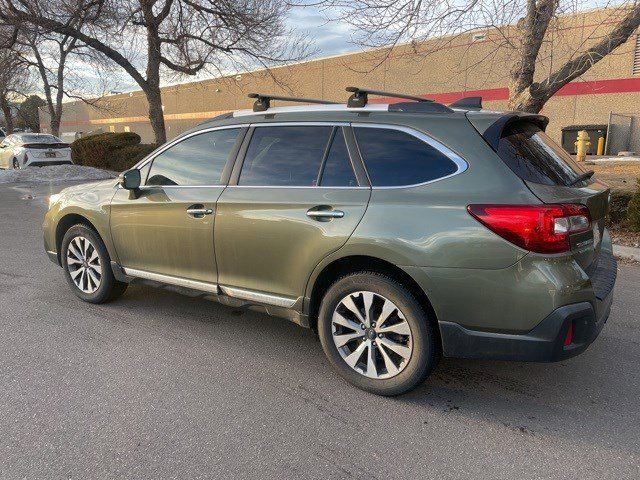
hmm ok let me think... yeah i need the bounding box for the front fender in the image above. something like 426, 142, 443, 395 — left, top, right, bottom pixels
43, 181, 119, 264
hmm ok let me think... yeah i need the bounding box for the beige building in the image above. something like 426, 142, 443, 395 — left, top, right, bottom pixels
44, 7, 640, 152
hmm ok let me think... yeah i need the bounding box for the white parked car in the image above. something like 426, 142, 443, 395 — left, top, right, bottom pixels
0, 133, 73, 169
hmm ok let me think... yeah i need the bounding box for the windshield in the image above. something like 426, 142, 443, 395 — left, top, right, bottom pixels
18, 134, 62, 144
497, 122, 587, 187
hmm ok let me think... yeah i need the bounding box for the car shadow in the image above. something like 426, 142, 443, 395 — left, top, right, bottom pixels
81, 281, 639, 454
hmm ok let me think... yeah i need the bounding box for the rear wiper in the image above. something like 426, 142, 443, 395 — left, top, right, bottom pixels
569, 170, 595, 186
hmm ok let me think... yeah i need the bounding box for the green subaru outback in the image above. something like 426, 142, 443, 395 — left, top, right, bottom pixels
43, 88, 616, 395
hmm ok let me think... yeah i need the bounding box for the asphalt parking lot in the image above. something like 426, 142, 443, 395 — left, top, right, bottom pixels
1, 182, 639, 479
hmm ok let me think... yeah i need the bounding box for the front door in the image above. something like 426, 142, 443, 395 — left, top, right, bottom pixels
214, 124, 370, 301
110, 127, 244, 284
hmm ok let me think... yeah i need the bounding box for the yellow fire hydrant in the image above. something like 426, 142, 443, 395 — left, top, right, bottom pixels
575, 130, 591, 161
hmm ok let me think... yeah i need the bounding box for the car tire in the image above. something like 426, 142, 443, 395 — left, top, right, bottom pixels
12, 158, 19, 169
61, 224, 128, 303
317, 272, 438, 396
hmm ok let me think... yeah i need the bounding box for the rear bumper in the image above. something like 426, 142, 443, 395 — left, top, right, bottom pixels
440, 248, 616, 362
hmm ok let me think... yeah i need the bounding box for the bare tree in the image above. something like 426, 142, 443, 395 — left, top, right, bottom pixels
322, 0, 640, 113
11, 27, 83, 137
0, 0, 309, 143
0, 47, 31, 133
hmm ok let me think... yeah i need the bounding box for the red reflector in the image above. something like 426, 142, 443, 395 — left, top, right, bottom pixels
564, 322, 574, 346
467, 204, 591, 254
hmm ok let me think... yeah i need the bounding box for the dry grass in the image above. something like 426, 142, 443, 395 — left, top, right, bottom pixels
583, 159, 640, 192
610, 228, 640, 248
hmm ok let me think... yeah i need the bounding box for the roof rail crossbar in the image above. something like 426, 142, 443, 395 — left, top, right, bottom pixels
346, 86, 433, 108
248, 93, 337, 112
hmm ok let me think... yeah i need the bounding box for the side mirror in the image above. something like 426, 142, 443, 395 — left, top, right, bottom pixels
119, 169, 141, 190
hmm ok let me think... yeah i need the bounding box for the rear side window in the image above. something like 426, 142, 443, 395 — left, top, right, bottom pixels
239, 126, 332, 186
146, 128, 240, 186
319, 129, 358, 187
497, 122, 586, 186
354, 127, 459, 186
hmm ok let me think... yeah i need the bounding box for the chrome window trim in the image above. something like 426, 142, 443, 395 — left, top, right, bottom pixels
225, 185, 369, 190
233, 104, 389, 117
135, 184, 227, 190
122, 267, 219, 293
251, 121, 350, 127
219, 285, 297, 308
351, 123, 469, 189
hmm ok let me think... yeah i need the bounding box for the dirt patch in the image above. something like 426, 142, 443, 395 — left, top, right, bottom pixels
585, 160, 640, 192
610, 228, 640, 248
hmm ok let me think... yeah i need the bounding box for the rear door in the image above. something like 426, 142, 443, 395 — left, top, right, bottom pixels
0, 136, 13, 168
495, 121, 610, 270
214, 124, 370, 302
110, 126, 244, 284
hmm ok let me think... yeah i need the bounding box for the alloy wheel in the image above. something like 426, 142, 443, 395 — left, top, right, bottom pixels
12, 159, 19, 169
331, 291, 413, 379
66, 236, 102, 294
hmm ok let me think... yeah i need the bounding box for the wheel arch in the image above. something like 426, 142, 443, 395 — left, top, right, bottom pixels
55, 214, 102, 265
305, 254, 442, 353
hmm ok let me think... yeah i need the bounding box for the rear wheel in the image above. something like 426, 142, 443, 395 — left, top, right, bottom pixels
12, 158, 19, 169
61, 224, 127, 303
317, 272, 438, 396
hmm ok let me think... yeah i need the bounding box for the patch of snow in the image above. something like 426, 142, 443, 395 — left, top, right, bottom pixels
0, 164, 116, 184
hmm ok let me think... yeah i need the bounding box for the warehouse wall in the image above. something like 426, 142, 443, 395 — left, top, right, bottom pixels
43, 7, 640, 151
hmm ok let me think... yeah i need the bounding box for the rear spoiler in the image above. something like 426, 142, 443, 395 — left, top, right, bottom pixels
23, 142, 70, 149
467, 112, 549, 151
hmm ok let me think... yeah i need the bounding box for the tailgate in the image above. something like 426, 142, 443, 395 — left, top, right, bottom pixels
472, 114, 612, 272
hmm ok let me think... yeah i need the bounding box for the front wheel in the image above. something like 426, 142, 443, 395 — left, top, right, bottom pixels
61, 224, 128, 303
12, 158, 19, 169
317, 272, 438, 396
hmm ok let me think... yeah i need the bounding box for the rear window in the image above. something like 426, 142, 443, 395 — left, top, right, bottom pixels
497, 122, 587, 186
354, 127, 459, 187
18, 134, 61, 144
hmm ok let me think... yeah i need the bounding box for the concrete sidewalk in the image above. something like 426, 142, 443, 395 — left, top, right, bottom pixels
613, 244, 640, 261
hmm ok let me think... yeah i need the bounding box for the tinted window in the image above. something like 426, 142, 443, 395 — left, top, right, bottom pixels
354, 127, 458, 186
319, 130, 358, 187
497, 122, 586, 186
18, 134, 61, 144
146, 128, 240, 186
239, 126, 332, 186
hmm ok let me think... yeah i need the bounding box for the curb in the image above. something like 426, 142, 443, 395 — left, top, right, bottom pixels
613, 244, 640, 262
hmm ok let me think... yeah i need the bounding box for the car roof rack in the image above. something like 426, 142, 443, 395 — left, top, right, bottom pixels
346, 86, 433, 108
449, 96, 483, 110
248, 93, 338, 112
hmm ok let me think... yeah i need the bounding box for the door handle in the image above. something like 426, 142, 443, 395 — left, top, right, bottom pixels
187, 206, 214, 218
306, 208, 345, 220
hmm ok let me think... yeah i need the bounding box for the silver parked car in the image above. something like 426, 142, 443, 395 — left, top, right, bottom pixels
0, 133, 72, 169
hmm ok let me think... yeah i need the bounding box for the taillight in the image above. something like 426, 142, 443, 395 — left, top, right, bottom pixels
23, 153, 28, 164
467, 204, 591, 254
